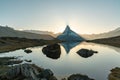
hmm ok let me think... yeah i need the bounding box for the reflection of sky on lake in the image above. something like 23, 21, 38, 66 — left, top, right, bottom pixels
0, 42, 120, 80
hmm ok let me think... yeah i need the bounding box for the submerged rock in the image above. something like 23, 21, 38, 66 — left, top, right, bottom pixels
57, 25, 84, 42
109, 67, 120, 80
24, 59, 32, 62
68, 74, 94, 80
77, 48, 98, 58
24, 49, 32, 53
42, 44, 61, 59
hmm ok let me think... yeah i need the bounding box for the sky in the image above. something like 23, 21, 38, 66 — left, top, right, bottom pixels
0, 0, 120, 34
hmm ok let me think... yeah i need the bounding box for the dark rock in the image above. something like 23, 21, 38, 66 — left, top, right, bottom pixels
61, 78, 67, 80
0, 57, 23, 65
108, 67, 120, 80
77, 48, 98, 58
2, 63, 57, 80
42, 44, 61, 59
68, 74, 94, 80
49, 76, 57, 80
24, 49, 32, 53
24, 59, 32, 62
39, 69, 54, 79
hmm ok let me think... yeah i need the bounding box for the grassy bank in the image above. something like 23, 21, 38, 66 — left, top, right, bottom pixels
0, 37, 61, 53
87, 36, 120, 48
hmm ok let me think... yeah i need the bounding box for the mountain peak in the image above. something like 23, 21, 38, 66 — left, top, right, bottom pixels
63, 25, 71, 33
66, 25, 70, 29
57, 25, 84, 42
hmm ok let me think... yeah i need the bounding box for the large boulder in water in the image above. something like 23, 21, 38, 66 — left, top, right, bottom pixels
57, 25, 84, 42
77, 48, 98, 58
42, 44, 61, 59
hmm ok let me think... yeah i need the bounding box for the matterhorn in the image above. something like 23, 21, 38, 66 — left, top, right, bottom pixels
57, 25, 84, 42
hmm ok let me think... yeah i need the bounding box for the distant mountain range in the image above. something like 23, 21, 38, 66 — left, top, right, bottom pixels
23, 27, 120, 40
0, 25, 120, 40
0, 26, 54, 40
81, 27, 120, 40
24, 30, 55, 36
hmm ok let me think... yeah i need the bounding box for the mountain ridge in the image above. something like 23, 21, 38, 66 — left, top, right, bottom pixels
80, 27, 120, 40
0, 25, 120, 40
0, 26, 54, 40
57, 25, 84, 41
88, 36, 120, 47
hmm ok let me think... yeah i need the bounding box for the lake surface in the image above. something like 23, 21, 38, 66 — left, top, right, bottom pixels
0, 42, 120, 80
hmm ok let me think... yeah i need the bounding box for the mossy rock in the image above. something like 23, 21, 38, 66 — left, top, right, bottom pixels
109, 67, 120, 80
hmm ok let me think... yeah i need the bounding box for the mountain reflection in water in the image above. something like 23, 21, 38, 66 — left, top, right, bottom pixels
61, 41, 81, 53
42, 41, 120, 60
42, 41, 99, 59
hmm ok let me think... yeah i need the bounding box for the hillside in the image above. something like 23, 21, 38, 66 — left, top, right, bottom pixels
87, 36, 120, 47
0, 26, 54, 40
54, 27, 120, 40
81, 27, 120, 40
24, 30, 55, 36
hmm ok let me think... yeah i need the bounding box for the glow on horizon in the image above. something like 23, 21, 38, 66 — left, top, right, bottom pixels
0, 0, 120, 34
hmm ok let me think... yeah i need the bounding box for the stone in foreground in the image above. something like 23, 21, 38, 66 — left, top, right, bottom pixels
109, 67, 120, 80
68, 74, 94, 80
0, 63, 57, 80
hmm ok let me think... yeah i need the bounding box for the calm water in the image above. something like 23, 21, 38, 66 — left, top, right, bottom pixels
0, 42, 120, 80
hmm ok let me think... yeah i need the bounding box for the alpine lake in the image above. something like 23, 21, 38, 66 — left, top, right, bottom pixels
0, 41, 120, 80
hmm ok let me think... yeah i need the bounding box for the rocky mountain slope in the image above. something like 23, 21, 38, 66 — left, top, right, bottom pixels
0, 26, 54, 40
81, 27, 120, 40
57, 25, 84, 41
24, 30, 55, 36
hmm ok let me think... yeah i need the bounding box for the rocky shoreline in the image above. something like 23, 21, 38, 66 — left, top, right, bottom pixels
0, 63, 95, 80
0, 56, 120, 80
0, 63, 57, 80
0, 56, 94, 80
